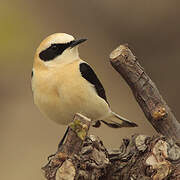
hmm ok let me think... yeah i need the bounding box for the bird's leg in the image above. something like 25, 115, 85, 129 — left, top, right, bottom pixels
47, 126, 69, 161
58, 126, 69, 149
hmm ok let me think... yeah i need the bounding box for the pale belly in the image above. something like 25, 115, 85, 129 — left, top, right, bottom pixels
33, 82, 111, 125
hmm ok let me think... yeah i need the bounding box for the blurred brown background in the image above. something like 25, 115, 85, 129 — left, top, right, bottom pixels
1, 0, 180, 179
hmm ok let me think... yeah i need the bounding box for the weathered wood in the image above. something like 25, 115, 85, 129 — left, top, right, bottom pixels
42, 113, 91, 180
110, 45, 180, 142
43, 132, 180, 179
106, 134, 180, 180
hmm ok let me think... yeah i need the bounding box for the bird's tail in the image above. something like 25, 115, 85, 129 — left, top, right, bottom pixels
101, 112, 138, 128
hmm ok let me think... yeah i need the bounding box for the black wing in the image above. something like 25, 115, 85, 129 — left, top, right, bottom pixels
79, 63, 109, 104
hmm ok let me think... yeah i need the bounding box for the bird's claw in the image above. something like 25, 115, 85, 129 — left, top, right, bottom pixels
47, 153, 56, 161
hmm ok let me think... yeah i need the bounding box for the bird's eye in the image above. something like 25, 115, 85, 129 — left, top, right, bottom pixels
51, 44, 58, 51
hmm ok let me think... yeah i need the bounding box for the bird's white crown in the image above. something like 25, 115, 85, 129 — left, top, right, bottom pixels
38, 33, 75, 52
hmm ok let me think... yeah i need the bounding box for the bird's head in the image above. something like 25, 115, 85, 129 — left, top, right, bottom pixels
34, 33, 87, 67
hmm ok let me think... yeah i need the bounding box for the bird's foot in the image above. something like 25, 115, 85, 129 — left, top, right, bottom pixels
92, 120, 101, 128
57, 126, 69, 149
47, 153, 56, 161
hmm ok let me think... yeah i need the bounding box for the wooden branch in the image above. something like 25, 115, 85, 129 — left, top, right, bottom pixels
110, 44, 180, 143
42, 124, 180, 179
42, 113, 91, 180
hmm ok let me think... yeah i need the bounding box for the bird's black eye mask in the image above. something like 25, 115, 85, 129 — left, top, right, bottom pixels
39, 41, 73, 61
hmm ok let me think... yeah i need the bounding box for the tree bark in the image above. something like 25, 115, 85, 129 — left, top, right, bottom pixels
42, 114, 180, 180
42, 113, 91, 180
42, 45, 180, 180
110, 44, 180, 143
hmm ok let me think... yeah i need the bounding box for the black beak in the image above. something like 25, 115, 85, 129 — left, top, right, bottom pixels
70, 38, 87, 48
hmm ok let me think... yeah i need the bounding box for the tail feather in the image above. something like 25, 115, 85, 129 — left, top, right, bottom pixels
101, 112, 138, 128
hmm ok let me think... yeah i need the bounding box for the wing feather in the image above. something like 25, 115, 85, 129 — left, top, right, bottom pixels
79, 63, 109, 104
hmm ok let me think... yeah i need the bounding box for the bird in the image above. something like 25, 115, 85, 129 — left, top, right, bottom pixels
31, 33, 137, 146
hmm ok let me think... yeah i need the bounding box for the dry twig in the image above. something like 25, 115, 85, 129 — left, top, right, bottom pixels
110, 45, 180, 142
